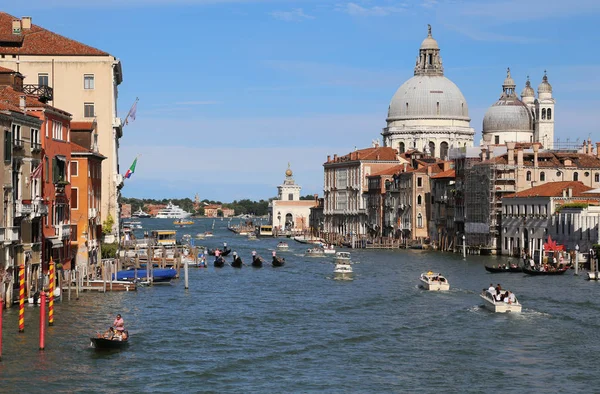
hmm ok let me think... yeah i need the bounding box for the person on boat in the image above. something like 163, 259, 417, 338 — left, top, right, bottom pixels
102, 327, 116, 340
495, 284, 502, 294
113, 314, 125, 334
508, 292, 516, 304
487, 284, 496, 297
215, 249, 221, 257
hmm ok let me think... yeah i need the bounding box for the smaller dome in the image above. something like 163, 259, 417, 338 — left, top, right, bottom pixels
521, 77, 534, 98
503, 68, 515, 88
420, 24, 439, 50
538, 71, 552, 94
285, 168, 293, 177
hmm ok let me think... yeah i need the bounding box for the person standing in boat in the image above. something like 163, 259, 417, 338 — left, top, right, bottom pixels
113, 314, 125, 333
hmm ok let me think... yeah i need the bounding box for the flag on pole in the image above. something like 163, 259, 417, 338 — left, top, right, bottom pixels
30, 162, 43, 179
124, 157, 138, 179
124, 98, 139, 125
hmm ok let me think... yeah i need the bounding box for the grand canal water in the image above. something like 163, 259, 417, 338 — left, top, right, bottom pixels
1, 218, 599, 393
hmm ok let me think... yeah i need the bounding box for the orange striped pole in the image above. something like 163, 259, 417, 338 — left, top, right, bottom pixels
48, 259, 54, 326
18, 264, 25, 333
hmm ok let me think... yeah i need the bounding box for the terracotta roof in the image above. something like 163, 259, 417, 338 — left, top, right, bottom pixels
505, 181, 600, 198
326, 146, 398, 164
0, 100, 24, 113
71, 121, 95, 131
368, 164, 406, 177
70, 142, 106, 158
0, 65, 16, 73
484, 150, 600, 169
431, 169, 455, 179
0, 13, 109, 56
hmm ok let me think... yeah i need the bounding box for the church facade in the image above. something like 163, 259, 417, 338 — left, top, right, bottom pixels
269, 165, 316, 232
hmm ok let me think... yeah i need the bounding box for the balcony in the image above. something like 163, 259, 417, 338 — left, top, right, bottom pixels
31, 142, 41, 153
89, 207, 98, 219
55, 223, 71, 240
33, 199, 48, 216
0, 227, 19, 244
13, 138, 24, 149
15, 200, 34, 217
23, 84, 53, 103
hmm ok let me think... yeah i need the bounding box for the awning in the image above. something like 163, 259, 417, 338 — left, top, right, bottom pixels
46, 237, 63, 249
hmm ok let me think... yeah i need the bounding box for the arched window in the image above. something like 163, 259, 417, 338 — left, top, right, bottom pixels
429, 141, 435, 157
417, 213, 423, 228
440, 141, 449, 159
542, 108, 546, 120
417, 195, 422, 205
526, 171, 532, 181
461, 102, 465, 116
399, 142, 405, 154
595, 173, 599, 183
574, 172, 579, 181
540, 171, 545, 181
547, 108, 552, 120
436, 102, 440, 115
406, 102, 409, 113
531, 109, 535, 120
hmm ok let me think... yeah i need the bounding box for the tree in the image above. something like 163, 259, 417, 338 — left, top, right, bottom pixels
102, 213, 115, 235
300, 194, 318, 200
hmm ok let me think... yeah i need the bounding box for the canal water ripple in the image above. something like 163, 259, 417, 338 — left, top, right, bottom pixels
1, 218, 599, 393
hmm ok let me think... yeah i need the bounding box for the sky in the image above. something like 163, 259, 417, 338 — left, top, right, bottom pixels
4, 0, 600, 202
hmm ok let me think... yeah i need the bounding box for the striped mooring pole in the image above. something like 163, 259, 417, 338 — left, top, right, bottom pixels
39, 291, 46, 350
48, 259, 54, 326
0, 295, 3, 360
18, 264, 25, 333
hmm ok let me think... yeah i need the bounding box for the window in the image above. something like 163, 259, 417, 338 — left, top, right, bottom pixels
71, 161, 78, 177
436, 102, 440, 115
38, 73, 49, 86
417, 177, 422, 187
52, 121, 63, 140
44, 157, 49, 182
52, 156, 66, 183
71, 188, 78, 209
585, 172, 590, 177
429, 141, 435, 157
540, 172, 545, 181
288, 193, 293, 201
12, 124, 21, 147
4, 129, 11, 162
399, 142, 405, 154
84, 74, 94, 89
526, 171, 531, 181
417, 195, 422, 205
495, 135, 500, 144
542, 108, 546, 120
595, 173, 600, 183
574, 172, 579, 181
31, 128, 40, 151
547, 108, 552, 120
84, 103, 95, 118
440, 142, 449, 159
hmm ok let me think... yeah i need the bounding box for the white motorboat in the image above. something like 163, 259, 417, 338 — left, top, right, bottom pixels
195, 233, 206, 240
322, 244, 336, 255
131, 209, 151, 218
276, 242, 289, 251
419, 272, 450, 291
247, 233, 257, 240
480, 290, 522, 313
155, 201, 192, 219
305, 247, 325, 257
334, 262, 353, 276
334, 251, 351, 263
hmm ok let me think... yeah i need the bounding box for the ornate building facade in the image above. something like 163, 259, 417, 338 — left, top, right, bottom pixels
270, 165, 316, 232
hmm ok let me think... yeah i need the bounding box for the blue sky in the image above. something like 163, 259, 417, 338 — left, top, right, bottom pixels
5, 0, 600, 201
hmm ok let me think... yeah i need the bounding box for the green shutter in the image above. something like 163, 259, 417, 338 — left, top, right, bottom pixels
4, 130, 11, 162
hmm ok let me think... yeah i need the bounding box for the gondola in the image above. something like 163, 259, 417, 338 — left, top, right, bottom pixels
214, 256, 226, 268
251, 255, 264, 268
231, 255, 243, 268
272, 256, 285, 267
90, 333, 129, 350
208, 246, 232, 257
522, 266, 569, 276
485, 265, 523, 273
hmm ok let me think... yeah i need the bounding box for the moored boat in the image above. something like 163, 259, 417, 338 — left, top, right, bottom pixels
419, 271, 450, 291
115, 268, 176, 283
480, 290, 522, 313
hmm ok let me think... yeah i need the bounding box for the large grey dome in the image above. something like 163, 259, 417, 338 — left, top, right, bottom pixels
483, 98, 532, 133
387, 75, 470, 121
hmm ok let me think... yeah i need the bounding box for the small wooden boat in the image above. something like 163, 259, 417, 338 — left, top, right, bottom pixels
90, 334, 130, 350
231, 254, 243, 268
214, 256, 226, 268
485, 265, 523, 273
272, 256, 285, 267
115, 268, 176, 283
251, 255, 263, 268
522, 266, 569, 276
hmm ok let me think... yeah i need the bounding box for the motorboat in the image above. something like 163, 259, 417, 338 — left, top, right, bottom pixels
195, 233, 206, 240
131, 209, 150, 218
333, 261, 353, 277
276, 242, 289, 251
419, 272, 450, 291
480, 290, 522, 313
322, 244, 336, 255
305, 247, 325, 257
174, 219, 194, 226
204, 231, 214, 237
334, 251, 351, 263
247, 233, 257, 240
155, 202, 192, 219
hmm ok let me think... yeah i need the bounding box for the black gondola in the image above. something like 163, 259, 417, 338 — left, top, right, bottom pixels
251, 255, 263, 268
214, 256, 226, 268
485, 265, 523, 273
231, 255, 243, 268
221, 247, 232, 257
522, 266, 569, 276
272, 256, 285, 267
90, 333, 129, 350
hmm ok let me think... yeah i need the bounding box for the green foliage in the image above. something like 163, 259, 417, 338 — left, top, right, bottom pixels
102, 213, 115, 235
300, 194, 318, 200
556, 203, 589, 212
101, 243, 118, 259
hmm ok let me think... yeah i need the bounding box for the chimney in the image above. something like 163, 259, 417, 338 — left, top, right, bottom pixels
517, 148, 524, 166
507, 142, 516, 166
533, 144, 539, 167
562, 188, 567, 198
427, 165, 433, 175
596, 143, 600, 159
21, 17, 32, 30
568, 187, 573, 198
333, 154, 337, 161
12, 19, 22, 35
19, 95, 26, 111
327, 155, 330, 162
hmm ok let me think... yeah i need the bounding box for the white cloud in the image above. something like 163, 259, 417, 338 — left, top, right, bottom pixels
338, 2, 406, 17
270, 8, 314, 22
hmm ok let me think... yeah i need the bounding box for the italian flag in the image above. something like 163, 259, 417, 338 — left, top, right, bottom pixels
124, 157, 137, 179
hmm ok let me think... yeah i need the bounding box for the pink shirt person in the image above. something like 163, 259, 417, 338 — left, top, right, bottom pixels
113, 314, 124, 332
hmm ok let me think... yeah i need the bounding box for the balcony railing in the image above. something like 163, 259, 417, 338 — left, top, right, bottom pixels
0, 227, 19, 244
55, 223, 71, 240
31, 142, 41, 153
23, 84, 53, 103
13, 138, 24, 149
15, 200, 34, 217
89, 207, 98, 219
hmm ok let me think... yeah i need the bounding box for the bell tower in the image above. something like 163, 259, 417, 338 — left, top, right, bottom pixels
535, 71, 555, 149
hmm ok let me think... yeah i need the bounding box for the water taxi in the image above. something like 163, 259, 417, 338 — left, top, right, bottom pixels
419, 272, 450, 291
151, 230, 177, 248
259, 225, 273, 237
480, 290, 522, 313
334, 261, 353, 277
334, 251, 351, 263
305, 247, 325, 257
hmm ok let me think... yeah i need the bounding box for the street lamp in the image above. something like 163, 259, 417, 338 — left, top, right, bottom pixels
575, 244, 579, 276
462, 235, 466, 259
